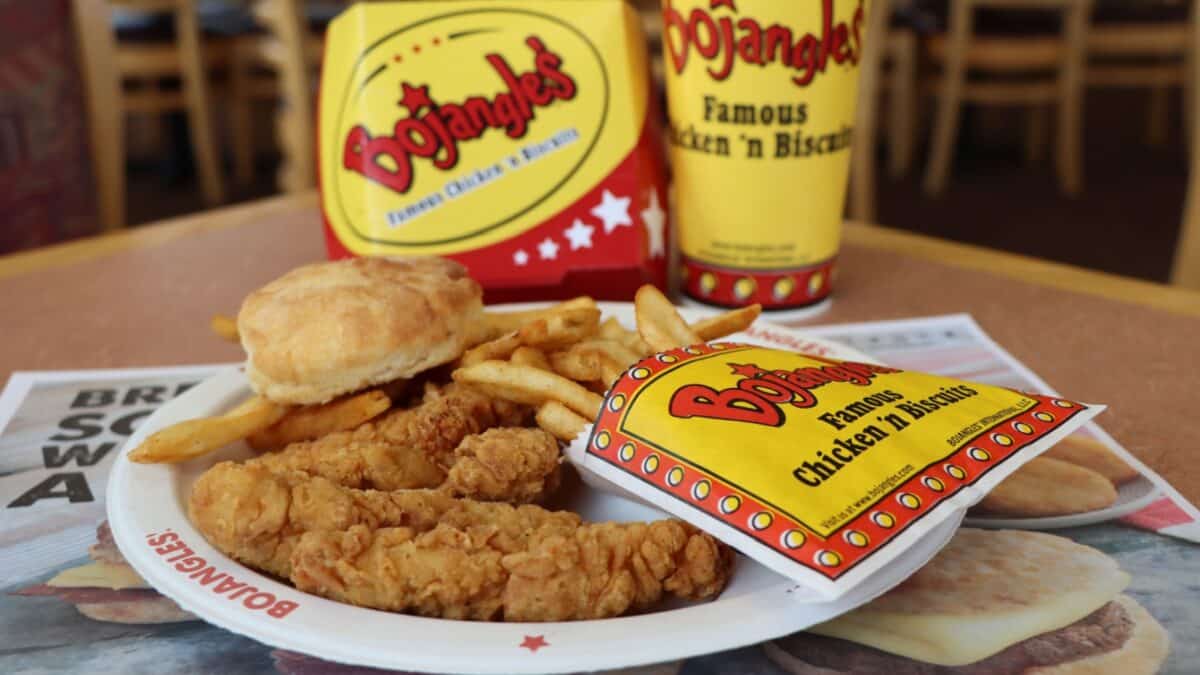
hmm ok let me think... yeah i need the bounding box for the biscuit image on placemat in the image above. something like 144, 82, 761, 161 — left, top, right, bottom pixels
977, 457, 1118, 517
1043, 434, 1140, 486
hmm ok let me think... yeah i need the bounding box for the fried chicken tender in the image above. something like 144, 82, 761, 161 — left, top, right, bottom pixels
290, 519, 734, 621
502, 520, 733, 619
188, 461, 579, 578
247, 383, 531, 490
444, 428, 561, 503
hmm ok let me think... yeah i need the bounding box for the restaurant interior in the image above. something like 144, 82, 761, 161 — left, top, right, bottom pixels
1, 0, 1196, 287
3, 3, 1200, 675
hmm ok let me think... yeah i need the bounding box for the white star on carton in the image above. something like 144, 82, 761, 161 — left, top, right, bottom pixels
537, 237, 560, 260
641, 190, 666, 259
591, 190, 632, 234
563, 219, 594, 250
513, 249, 529, 266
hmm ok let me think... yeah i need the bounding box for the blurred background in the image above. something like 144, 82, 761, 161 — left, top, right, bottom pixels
1, 0, 1196, 286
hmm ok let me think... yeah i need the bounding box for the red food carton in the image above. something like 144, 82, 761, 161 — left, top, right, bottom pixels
318, 0, 669, 302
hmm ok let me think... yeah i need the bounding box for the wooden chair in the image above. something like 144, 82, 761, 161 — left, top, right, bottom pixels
883, 18, 920, 179
1087, 1, 1194, 147
849, 0, 894, 222
71, 0, 226, 230
1172, 5, 1200, 288
848, 0, 922, 222
225, 0, 322, 194
73, 0, 125, 231
226, 25, 324, 189
923, 0, 1093, 197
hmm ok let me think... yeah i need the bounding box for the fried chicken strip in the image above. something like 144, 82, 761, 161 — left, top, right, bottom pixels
246, 383, 531, 491
444, 428, 562, 503
246, 424, 561, 504
188, 461, 579, 578
290, 519, 734, 621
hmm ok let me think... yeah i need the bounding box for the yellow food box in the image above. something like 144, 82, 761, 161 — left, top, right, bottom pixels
319, 0, 670, 302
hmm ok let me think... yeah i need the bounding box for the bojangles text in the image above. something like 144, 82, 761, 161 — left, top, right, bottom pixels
663, 0, 865, 87
668, 359, 900, 427
343, 37, 577, 195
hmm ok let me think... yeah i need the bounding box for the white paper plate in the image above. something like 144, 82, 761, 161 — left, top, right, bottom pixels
107, 303, 965, 674
963, 475, 1160, 530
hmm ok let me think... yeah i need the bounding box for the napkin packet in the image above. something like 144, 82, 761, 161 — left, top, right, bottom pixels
317, 1, 669, 303
567, 343, 1103, 599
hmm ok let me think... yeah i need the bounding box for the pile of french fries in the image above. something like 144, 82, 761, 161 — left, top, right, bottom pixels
129, 286, 759, 463
454, 286, 760, 442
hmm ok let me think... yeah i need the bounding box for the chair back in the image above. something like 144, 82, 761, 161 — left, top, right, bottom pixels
948, 0, 1094, 42
72, 0, 125, 231
1171, 5, 1200, 287
249, 0, 318, 191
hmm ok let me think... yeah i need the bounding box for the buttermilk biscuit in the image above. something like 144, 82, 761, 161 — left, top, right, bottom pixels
1043, 434, 1140, 486
977, 457, 1118, 517
238, 257, 483, 404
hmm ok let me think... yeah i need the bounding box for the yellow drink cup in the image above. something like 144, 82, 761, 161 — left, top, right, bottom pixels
662, 0, 869, 312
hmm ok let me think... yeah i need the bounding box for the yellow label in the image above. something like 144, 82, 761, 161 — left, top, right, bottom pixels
320, 1, 648, 256
587, 343, 1091, 579
663, 0, 869, 292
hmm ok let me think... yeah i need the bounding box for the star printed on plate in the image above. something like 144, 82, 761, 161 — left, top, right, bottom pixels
513, 249, 530, 266
591, 189, 632, 234
520, 635, 549, 653
641, 189, 666, 259
537, 237, 560, 260
563, 219, 594, 250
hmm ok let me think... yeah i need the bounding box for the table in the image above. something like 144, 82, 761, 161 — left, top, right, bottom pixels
2, 192, 1198, 502
1, 195, 1199, 675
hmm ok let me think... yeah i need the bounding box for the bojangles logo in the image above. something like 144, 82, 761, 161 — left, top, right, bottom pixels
663, 0, 865, 86
342, 36, 577, 195
668, 359, 899, 427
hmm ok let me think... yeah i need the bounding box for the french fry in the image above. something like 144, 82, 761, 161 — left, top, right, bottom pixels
211, 314, 240, 342
536, 401, 590, 442
461, 331, 522, 367
510, 346, 553, 371
453, 360, 603, 419
549, 349, 605, 382
599, 317, 654, 357
691, 304, 762, 341
246, 390, 391, 451
484, 297, 599, 334
518, 307, 601, 349
635, 285, 700, 352
599, 362, 624, 387
575, 339, 642, 368
128, 396, 290, 464
552, 340, 635, 388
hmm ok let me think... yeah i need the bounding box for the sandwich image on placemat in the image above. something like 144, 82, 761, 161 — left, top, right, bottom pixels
11, 521, 194, 624
765, 528, 1169, 674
